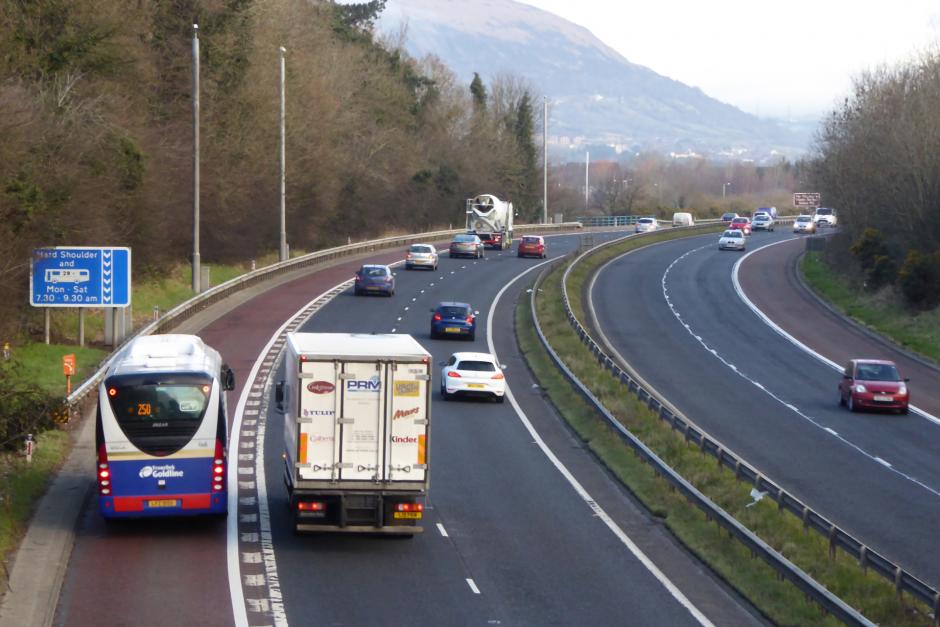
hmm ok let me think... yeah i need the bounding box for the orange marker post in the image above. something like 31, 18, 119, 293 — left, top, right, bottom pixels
63, 354, 76, 395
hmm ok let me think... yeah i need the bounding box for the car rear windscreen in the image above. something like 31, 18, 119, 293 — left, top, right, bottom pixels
456, 361, 496, 372
522, 237, 541, 244
410, 245, 432, 253
439, 306, 470, 317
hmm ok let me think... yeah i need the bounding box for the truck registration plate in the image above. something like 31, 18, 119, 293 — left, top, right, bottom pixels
393, 512, 422, 520
146, 499, 179, 508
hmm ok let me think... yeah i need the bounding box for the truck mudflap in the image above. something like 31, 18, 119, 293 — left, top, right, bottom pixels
290, 492, 424, 534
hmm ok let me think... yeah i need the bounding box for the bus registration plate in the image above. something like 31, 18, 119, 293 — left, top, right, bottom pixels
393, 512, 422, 520
147, 499, 180, 508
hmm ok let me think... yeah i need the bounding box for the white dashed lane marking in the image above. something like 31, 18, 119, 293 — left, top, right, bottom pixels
466, 579, 481, 595
436, 523, 448, 537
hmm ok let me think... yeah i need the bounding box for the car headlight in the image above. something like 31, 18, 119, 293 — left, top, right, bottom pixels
898, 384, 907, 396
854, 384, 867, 393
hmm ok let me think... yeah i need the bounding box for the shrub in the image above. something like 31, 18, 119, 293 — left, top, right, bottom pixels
0, 362, 61, 450
868, 254, 897, 290
850, 228, 889, 272
898, 250, 940, 309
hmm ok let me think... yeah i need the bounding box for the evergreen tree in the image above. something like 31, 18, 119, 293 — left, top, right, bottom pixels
470, 72, 486, 112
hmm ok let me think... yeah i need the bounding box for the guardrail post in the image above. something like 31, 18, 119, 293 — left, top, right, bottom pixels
777, 487, 785, 511
932, 591, 939, 626
828, 525, 838, 559
895, 566, 904, 598
858, 545, 868, 572
802, 506, 811, 532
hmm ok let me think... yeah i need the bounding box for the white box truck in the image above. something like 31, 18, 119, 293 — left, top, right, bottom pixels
276, 333, 431, 535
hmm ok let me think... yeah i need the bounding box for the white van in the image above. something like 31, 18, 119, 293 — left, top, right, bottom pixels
672, 212, 694, 227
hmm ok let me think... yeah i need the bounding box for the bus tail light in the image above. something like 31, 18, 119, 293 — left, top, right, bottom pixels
97, 443, 111, 495
212, 439, 226, 491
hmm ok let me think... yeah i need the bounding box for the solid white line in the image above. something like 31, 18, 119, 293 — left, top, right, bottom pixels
875, 457, 892, 468
824, 427, 839, 436
466, 579, 480, 594
486, 260, 714, 627
731, 239, 939, 426
227, 281, 353, 627
437, 523, 449, 537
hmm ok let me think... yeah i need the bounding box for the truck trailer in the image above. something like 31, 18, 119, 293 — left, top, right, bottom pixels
277, 333, 431, 535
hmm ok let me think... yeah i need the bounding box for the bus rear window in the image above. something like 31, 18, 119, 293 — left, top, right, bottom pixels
109, 384, 209, 424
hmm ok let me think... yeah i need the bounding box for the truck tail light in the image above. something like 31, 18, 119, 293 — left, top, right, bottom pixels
298, 501, 325, 511
97, 443, 111, 495
212, 439, 226, 492
395, 502, 423, 512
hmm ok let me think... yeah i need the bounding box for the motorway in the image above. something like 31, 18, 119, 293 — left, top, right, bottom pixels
590, 229, 940, 589
54, 230, 762, 626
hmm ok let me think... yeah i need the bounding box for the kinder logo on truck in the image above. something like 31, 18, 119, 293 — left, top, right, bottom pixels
393, 381, 420, 397
307, 381, 335, 394
139, 464, 184, 479
346, 375, 381, 393
393, 407, 420, 420
391, 435, 419, 444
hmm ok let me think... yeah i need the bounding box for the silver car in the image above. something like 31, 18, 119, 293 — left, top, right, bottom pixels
449, 233, 484, 258
752, 213, 775, 231
635, 217, 658, 233
793, 215, 817, 234
405, 244, 438, 270
718, 229, 746, 251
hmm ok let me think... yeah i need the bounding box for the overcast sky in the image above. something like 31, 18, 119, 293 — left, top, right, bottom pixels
518, 1, 940, 118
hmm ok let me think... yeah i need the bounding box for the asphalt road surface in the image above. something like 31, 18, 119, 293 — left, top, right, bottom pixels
590, 229, 940, 589
55, 231, 762, 626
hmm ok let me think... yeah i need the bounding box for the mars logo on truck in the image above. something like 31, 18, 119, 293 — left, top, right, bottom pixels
307, 381, 334, 394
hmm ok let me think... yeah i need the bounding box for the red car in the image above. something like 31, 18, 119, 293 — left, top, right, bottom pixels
839, 359, 909, 414
730, 217, 751, 235
517, 235, 546, 258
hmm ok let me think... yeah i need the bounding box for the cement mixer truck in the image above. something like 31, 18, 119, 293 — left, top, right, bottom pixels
466, 194, 514, 250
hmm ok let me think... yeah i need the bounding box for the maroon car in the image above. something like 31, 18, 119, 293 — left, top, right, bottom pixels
839, 359, 910, 414
517, 235, 546, 258
730, 217, 752, 235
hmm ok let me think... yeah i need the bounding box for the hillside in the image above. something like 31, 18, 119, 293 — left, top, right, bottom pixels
379, 0, 811, 159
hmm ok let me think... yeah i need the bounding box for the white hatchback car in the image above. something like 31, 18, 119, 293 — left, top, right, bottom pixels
751, 213, 775, 231
635, 217, 658, 233
441, 352, 506, 402
718, 229, 746, 251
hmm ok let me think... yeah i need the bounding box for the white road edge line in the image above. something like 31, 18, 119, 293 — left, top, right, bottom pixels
731, 238, 939, 426
227, 281, 353, 627
486, 259, 714, 627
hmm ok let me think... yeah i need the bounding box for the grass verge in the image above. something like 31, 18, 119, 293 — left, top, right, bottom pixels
801, 252, 940, 363
0, 430, 71, 586
517, 240, 932, 625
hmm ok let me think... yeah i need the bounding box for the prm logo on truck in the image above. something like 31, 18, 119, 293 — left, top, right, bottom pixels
346, 375, 381, 393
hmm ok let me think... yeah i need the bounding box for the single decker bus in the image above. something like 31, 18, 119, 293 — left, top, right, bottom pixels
96, 334, 235, 518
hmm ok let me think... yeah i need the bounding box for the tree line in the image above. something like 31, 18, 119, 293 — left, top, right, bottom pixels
811, 48, 940, 309
0, 0, 541, 341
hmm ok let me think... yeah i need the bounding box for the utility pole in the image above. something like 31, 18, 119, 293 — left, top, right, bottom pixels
542, 96, 548, 224
191, 24, 201, 293
584, 151, 590, 212
279, 46, 288, 261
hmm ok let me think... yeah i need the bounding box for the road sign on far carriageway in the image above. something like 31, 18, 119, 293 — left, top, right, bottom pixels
30, 247, 131, 307
793, 192, 821, 208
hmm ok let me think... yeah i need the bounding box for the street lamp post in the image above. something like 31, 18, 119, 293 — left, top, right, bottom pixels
542, 96, 548, 224
279, 46, 288, 261
722, 182, 731, 198
191, 23, 201, 294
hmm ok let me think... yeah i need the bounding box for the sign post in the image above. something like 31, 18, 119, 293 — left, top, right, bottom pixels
25, 434, 34, 464
63, 354, 76, 395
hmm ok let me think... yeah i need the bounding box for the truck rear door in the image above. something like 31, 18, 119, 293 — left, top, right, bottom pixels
338, 361, 386, 481
387, 363, 429, 482
297, 360, 340, 480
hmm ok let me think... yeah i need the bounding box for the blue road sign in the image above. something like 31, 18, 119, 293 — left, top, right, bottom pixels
30, 247, 131, 308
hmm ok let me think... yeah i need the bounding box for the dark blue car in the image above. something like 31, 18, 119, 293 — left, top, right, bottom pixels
354, 264, 395, 296
430, 302, 477, 340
